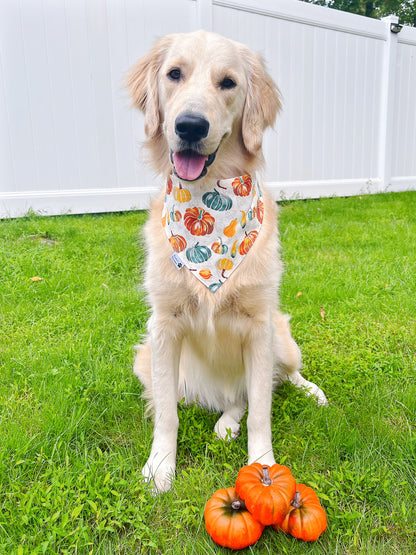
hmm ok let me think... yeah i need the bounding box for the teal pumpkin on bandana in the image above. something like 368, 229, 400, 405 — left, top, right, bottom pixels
202, 188, 233, 211
186, 242, 212, 264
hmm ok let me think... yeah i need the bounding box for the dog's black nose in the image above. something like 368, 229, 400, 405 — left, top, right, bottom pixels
175, 113, 210, 143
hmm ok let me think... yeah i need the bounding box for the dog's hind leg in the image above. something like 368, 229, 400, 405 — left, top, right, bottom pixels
287, 371, 328, 406
214, 405, 246, 440
273, 311, 328, 406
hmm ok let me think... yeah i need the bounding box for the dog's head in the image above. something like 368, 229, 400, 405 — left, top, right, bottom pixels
127, 30, 281, 181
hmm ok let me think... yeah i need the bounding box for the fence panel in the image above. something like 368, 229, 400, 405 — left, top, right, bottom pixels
390, 28, 416, 191
0, 0, 415, 217
212, 0, 387, 198
0, 0, 199, 217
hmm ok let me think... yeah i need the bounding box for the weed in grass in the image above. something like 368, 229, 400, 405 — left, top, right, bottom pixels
0, 193, 416, 553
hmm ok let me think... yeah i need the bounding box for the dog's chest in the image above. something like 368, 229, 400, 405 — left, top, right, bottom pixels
174, 287, 254, 342
180, 299, 248, 376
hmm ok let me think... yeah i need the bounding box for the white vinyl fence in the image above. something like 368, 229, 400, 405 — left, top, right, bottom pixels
1, 0, 415, 218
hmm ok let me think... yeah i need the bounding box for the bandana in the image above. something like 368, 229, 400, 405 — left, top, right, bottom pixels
162, 174, 264, 292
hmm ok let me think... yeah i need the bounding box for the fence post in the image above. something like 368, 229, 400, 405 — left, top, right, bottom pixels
378, 16, 400, 192
196, 0, 213, 31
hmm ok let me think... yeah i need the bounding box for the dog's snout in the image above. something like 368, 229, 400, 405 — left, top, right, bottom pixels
175, 113, 210, 143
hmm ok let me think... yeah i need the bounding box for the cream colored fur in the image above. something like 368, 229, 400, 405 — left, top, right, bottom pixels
127, 30, 327, 493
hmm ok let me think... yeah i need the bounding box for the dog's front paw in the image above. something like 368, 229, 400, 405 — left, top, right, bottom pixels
214, 413, 241, 440
142, 452, 176, 494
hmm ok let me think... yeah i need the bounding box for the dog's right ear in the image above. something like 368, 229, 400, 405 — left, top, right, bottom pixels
126, 37, 171, 139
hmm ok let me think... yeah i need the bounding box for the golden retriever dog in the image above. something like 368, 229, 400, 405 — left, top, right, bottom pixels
127, 30, 327, 493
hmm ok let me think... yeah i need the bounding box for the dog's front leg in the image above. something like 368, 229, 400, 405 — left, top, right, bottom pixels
142, 316, 181, 493
244, 322, 276, 467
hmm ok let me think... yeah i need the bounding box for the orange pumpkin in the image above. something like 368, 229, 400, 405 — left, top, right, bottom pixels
168, 233, 187, 253
174, 184, 192, 203
216, 258, 233, 278
199, 268, 212, 280
232, 175, 252, 197
184, 207, 215, 236
204, 487, 264, 550
275, 484, 327, 542
235, 463, 296, 526
169, 205, 182, 222
166, 176, 173, 195
256, 198, 264, 223
238, 230, 258, 255
211, 237, 228, 255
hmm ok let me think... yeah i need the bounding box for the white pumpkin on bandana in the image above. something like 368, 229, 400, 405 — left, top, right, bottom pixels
162, 174, 264, 292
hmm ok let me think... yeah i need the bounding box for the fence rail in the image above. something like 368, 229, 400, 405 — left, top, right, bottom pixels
1, 0, 415, 218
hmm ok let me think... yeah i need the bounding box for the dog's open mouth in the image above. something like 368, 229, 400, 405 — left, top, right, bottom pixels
171, 150, 217, 181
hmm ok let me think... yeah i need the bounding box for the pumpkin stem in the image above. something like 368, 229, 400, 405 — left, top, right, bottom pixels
231, 500, 247, 511
291, 490, 302, 509
262, 466, 272, 486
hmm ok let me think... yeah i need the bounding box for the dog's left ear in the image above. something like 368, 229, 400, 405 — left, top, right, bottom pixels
242, 51, 282, 155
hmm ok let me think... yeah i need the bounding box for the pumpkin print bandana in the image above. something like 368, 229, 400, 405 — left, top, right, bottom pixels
162, 174, 264, 292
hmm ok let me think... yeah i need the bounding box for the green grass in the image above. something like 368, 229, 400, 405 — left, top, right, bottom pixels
0, 192, 415, 554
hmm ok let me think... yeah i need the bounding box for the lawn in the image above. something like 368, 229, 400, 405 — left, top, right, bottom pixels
0, 192, 415, 554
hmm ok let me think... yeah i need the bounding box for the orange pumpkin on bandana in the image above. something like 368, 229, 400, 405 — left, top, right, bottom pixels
184, 207, 215, 236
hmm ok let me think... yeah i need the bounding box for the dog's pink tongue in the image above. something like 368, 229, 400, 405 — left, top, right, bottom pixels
173, 151, 207, 181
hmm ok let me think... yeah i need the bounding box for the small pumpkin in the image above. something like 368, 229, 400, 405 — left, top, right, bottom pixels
199, 268, 212, 280
241, 210, 247, 228
204, 487, 264, 550
202, 189, 233, 211
168, 233, 187, 253
223, 219, 237, 238
239, 230, 259, 255
169, 205, 182, 222
184, 207, 215, 236
209, 281, 223, 292
256, 198, 264, 223
211, 237, 228, 255
166, 176, 173, 195
235, 463, 296, 526
275, 484, 327, 542
217, 258, 233, 278
230, 240, 238, 258
232, 175, 252, 197
174, 184, 192, 203
186, 242, 212, 264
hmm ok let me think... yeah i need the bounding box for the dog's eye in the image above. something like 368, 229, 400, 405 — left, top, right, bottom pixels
220, 77, 236, 90
168, 69, 181, 81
